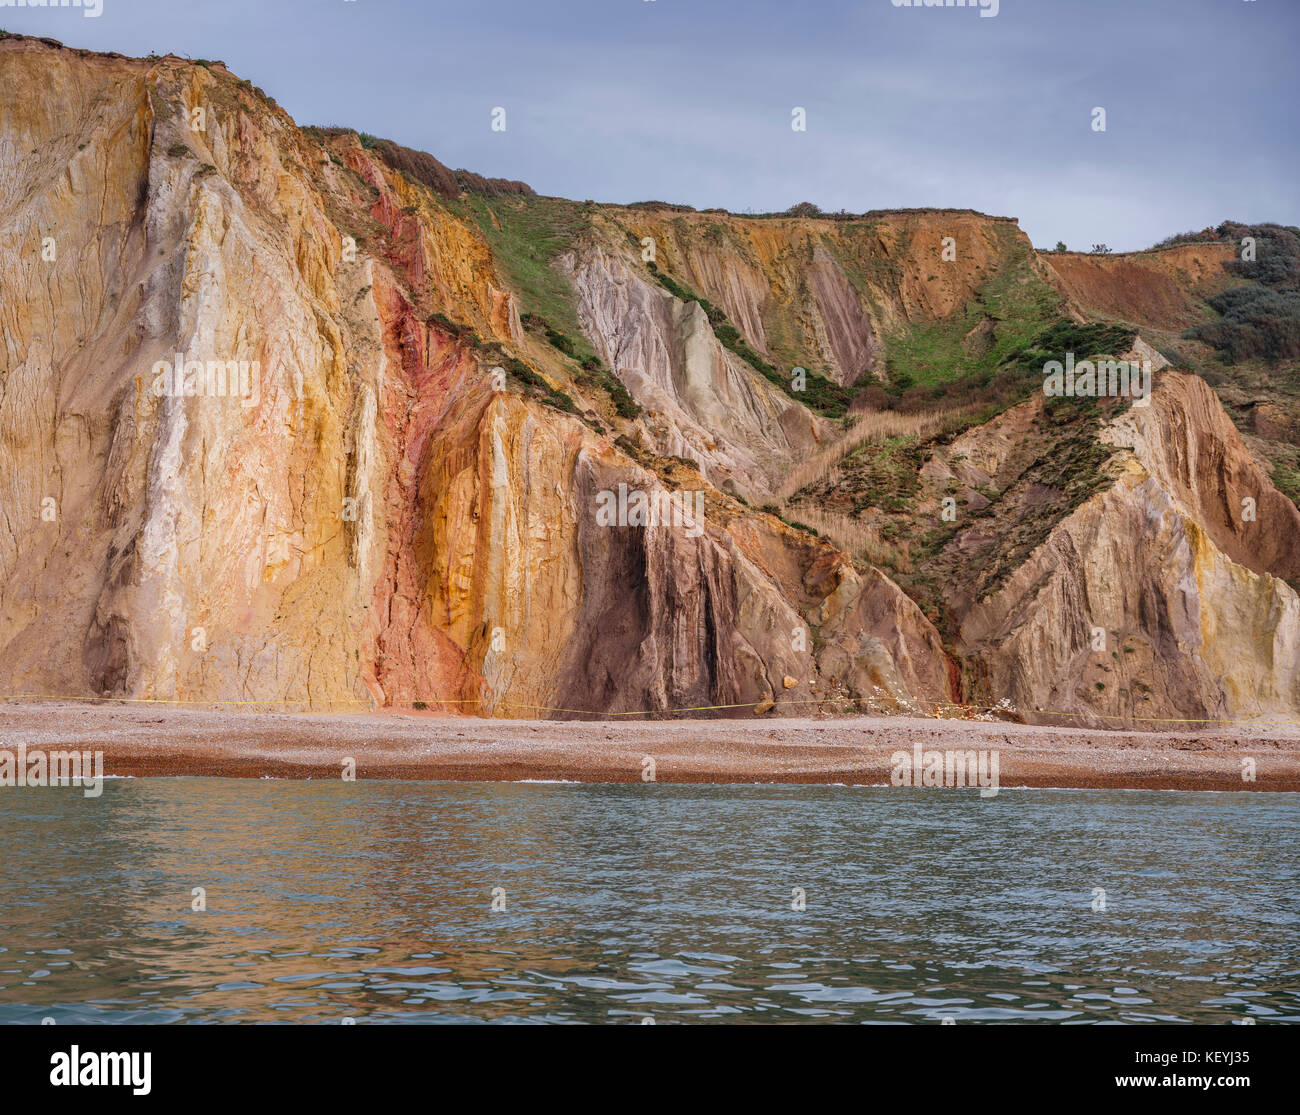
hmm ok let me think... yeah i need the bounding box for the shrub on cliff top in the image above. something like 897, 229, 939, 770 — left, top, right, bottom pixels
1000, 321, 1137, 376
1149, 227, 1221, 250
626, 201, 697, 213
1222, 223, 1300, 288
345, 134, 533, 200
1181, 224, 1300, 362
1187, 286, 1300, 363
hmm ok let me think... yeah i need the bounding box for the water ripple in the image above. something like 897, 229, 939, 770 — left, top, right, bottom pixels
0, 781, 1295, 1023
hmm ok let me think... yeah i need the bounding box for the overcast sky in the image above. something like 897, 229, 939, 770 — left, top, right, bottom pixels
5, 0, 1296, 251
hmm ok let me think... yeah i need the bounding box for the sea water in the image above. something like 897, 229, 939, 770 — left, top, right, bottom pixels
0, 780, 1294, 1024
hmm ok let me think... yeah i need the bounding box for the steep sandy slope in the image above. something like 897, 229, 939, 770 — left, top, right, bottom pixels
3, 35, 1297, 727
562, 245, 826, 497
587, 205, 1030, 384
1040, 243, 1236, 330
1, 41, 391, 705
952, 373, 1300, 725
0, 37, 954, 715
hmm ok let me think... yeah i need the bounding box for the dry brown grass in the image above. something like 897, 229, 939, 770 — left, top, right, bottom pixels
775, 408, 960, 501
785, 506, 898, 566
728, 406, 981, 568
762, 407, 969, 566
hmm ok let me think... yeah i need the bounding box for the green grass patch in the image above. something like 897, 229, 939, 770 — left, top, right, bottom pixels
1271, 460, 1300, 510
883, 225, 1062, 389
451, 194, 593, 347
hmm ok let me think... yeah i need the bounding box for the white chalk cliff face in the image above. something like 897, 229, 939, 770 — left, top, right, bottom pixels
1, 35, 1298, 726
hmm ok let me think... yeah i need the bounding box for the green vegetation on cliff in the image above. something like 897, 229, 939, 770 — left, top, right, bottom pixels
881, 225, 1063, 390
453, 194, 595, 351
645, 263, 855, 417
